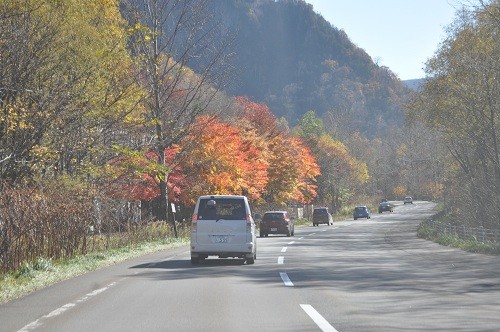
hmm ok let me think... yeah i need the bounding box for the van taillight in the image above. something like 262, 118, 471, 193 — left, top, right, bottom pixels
191, 214, 198, 232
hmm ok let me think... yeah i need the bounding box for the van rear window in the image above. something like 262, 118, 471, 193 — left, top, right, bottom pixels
198, 198, 246, 220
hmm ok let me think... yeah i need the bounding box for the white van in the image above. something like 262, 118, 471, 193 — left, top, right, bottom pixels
190, 195, 257, 264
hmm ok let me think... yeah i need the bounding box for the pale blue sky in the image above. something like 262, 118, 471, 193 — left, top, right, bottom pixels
305, 0, 460, 80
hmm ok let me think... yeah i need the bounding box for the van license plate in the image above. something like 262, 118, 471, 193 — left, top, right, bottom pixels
213, 236, 228, 243
271, 228, 277, 231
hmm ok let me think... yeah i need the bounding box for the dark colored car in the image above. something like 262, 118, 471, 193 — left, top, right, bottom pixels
378, 201, 393, 213
260, 211, 294, 237
312, 207, 333, 226
353, 206, 371, 220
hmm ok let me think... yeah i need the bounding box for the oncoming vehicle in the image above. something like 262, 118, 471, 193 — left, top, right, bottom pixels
404, 196, 413, 204
353, 205, 371, 220
312, 207, 333, 226
190, 195, 256, 265
260, 211, 294, 237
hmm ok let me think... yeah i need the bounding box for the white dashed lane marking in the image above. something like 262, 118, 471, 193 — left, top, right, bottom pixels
281, 247, 288, 252
280, 272, 294, 286
300, 304, 338, 332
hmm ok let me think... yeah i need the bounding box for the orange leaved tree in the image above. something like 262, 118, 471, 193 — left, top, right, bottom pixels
235, 96, 320, 205
179, 116, 269, 205
265, 135, 320, 205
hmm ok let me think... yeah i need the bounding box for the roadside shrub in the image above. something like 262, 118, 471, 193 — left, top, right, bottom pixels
13, 257, 53, 279
0, 179, 183, 274
417, 223, 438, 239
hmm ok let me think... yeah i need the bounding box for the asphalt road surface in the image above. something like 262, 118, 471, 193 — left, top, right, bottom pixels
1, 201, 499, 331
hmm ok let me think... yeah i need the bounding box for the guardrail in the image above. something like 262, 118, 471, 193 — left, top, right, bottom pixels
423, 216, 500, 243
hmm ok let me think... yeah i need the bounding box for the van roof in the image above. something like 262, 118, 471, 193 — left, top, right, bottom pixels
198, 195, 247, 199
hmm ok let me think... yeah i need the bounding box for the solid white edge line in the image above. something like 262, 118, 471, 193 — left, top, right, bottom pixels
300, 304, 338, 332
18, 282, 118, 332
281, 247, 287, 252
279, 272, 294, 286
278, 256, 284, 264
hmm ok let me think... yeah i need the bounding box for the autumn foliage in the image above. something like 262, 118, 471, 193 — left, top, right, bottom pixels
105, 97, 321, 208
104, 146, 187, 203
179, 115, 269, 203
176, 98, 320, 205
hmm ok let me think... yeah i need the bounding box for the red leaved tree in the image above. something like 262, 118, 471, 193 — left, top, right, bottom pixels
179, 115, 269, 204
104, 146, 188, 204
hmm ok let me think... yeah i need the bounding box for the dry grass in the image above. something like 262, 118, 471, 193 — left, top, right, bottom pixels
0, 236, 188, 304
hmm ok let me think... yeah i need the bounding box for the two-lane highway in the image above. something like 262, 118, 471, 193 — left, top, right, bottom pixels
1, 201, 499, 331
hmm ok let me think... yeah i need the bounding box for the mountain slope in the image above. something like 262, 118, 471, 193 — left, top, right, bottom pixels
207, 0, 411, 138
404, 78, 425, 91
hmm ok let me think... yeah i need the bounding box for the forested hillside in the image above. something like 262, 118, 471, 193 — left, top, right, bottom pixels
205, 0, 411, 138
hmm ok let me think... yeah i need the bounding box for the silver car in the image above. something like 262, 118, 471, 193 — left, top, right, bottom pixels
404, 196, 413, 204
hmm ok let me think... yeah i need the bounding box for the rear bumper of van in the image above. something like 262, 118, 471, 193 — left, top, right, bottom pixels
191, 242, 255, 259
